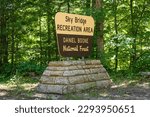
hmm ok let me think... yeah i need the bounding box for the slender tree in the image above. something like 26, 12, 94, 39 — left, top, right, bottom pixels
95, 0, 104, 56
0, 0, 8, 65
67, 0, 70, 13
113, 0, 119, 71
46, 0, 51, 61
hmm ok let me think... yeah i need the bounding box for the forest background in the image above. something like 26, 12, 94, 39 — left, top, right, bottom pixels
0, 0, 149, 83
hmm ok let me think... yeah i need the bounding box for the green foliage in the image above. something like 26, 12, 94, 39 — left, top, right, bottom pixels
0, 61, 45, 83
105, 34, 133, 70
0, 61, 45, 75
0, 0, 150, 82
16, 62, 45, 76
0, 64, 13, 76
110, 70, 138, 84
134, 51, 150, 72
7, 74, 38, 85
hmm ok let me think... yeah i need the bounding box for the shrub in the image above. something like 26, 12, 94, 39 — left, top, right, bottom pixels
134, 51, 150, 72
16, 61, 45, 76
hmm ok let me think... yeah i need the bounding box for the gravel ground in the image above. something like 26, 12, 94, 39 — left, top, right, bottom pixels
0, 81, 150, 100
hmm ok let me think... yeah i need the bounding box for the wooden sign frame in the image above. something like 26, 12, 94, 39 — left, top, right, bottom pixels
55, 12, 94, 57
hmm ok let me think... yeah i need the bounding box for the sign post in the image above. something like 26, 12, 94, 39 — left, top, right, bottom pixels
55, 12, 94, 57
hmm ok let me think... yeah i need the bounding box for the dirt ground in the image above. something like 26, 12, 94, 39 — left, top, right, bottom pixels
0, 80, 150, 100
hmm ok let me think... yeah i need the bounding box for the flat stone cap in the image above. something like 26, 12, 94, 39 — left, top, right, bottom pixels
48, 60, 101, 66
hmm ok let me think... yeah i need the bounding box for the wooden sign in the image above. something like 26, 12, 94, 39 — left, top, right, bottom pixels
55, 12, 94, 57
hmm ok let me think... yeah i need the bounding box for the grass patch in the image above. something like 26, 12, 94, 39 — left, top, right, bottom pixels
0, 70, 149, 100
0, 74, 39, 99
0, 74, 39, 85
109, 71, 148, 84
11, 75, 38, 84
64, 93, 83, 100
9, 85, 25, 96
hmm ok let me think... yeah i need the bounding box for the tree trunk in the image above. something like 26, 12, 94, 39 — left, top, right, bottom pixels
11, 24, 15, 69
114, 0, 119, 72
0, 35, 2, 66
86, 0, 91, 14
11, 4, 15, 71
130, 0, 136, 71
52, 20, 58, 60
67, 0, 70, 13
0, 4, 2, 66
39, 10, 43, 65
0, 1, 8, 64
46, 0, 51, 61
95, 0, 104, 57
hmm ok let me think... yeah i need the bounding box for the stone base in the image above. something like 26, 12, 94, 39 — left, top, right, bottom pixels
37, 60, 112, 94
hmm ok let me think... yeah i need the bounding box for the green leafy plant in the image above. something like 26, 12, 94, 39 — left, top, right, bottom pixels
16, 62, 45, 76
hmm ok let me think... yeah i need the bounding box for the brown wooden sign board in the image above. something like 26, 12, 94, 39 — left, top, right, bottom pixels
55, 12, 94, 57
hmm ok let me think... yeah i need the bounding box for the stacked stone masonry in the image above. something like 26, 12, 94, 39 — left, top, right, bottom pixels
37, 60, 112, 94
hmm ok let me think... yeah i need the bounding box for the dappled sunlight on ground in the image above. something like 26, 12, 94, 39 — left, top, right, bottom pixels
0, 90, 8, 97
137, 82, 150, 89
0, 79, 150, 100
21, 83, 38, 90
